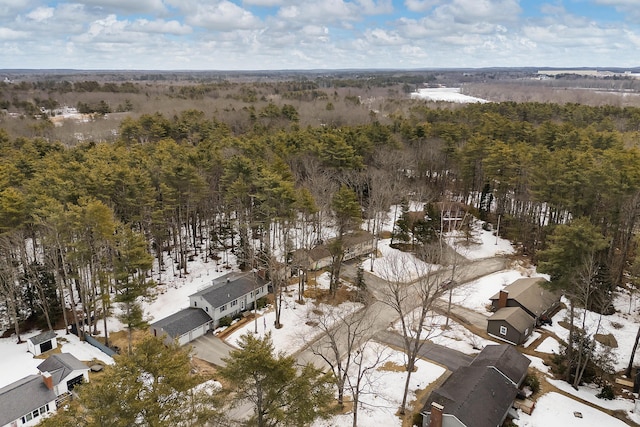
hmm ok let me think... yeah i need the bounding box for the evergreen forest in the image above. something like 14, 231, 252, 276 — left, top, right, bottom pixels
2, 94, 640, 341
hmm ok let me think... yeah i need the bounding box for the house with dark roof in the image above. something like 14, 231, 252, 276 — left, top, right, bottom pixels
487, 277, 560, 345
150, 271, 269, 345
489, 277, 560, 320
487, 307, 535, 345
36, 353, 90, 397
0, 353, 90, 427
421, 345, 530, 427
27, 331, 57, 356
469, 344, 530, 387
151, 308, 213, 346
0, 375, 57, 427
293, 231, 375, 271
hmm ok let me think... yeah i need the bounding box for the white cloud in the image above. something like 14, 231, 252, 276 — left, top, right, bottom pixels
26, 6, 54, 22
187, 1, 261, 31
242, 0, 284, 6
0, 0, 33, 18
130, 19, 192, 35
0, 27, 29, 40
404, 0, 442, 13
356, 0, 394, 15
432, 0, 521, 25
365, 28, 404, 45
72, 0, 167, 15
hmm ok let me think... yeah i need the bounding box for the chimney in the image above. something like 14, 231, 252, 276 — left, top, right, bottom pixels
429, 402, 444, 427
42, 371, 53, 390
498, 290, 509, 309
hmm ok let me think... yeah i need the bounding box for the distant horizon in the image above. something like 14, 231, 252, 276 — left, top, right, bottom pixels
2, 1, 639, 70
2, 66, 640, 74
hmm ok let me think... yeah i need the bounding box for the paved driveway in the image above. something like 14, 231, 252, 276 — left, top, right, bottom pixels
190, 333, 236, 367
375, 330, 473, 371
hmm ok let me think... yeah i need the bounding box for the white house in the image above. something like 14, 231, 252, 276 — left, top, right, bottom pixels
0, 353, 89, 427
36, 353, 90, 397
27, 331, 57, 356
150, 271, 270, 346
0, 375, 57, 427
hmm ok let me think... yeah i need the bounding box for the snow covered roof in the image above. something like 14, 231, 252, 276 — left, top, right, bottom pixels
150, 308, 213, 338
0, 374, 56, 426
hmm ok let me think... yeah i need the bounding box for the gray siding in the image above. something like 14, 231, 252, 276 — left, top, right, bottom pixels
487, 319, 526, 345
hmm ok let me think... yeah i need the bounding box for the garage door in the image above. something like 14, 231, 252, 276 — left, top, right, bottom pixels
40, 340, 53, 353
67, 374, 84, 391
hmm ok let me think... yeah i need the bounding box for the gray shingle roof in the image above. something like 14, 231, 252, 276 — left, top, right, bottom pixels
151, 308, 213, 338
490, 277, 560, 317
488, 306, 534, 333
37, 353, 88, 386
28, 330, 57, 346
470, 344, 530, 386
0, 375, 56, 426
425, 366, 518, 427
189, 272, 268, 309
422, 344, 531, 427
295, 231, 374, 263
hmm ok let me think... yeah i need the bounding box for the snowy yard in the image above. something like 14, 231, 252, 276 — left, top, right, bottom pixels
514, 392, 631, 427
312, 343, 446, 427
226, 272, 363, 355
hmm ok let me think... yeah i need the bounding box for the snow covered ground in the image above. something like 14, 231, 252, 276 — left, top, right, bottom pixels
3, 212, 640, 426
226, 272, 363, 355
0, 329, 114, 389
448, 269, 546, 315
515, 392, 631, 427
312, 343, 446, 427
410, 87, 489, 104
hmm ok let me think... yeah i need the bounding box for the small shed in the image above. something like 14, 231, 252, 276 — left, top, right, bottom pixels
487, 307, 534, 345
27, 330, 57, 356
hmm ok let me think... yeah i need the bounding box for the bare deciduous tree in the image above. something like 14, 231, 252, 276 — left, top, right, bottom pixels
378, 246, 445, 415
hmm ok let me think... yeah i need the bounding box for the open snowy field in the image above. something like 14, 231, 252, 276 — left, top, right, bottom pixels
410, 87, 489, 104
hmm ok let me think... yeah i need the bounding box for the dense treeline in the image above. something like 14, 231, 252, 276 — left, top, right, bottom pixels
2, 101, 640, 344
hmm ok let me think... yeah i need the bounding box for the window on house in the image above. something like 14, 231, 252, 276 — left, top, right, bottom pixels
499, 326, 507, 336
231, 300, 237, 307
220, 305, 226, 312
194, 301, 197, 307
205, 306, 208, 312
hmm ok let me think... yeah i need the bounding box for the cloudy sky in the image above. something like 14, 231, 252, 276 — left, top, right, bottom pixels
1, 0, 639, 70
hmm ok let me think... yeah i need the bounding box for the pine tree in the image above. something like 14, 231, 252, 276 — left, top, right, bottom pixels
40, 336, 225, 427
218, 332, 334, 427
